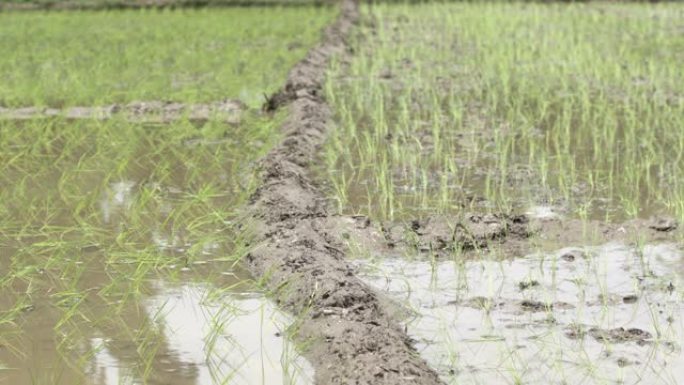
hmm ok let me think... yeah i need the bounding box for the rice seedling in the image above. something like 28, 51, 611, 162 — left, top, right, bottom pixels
0, 107, 320, 382
322, 2, 684, 223
0, 6, 335, 107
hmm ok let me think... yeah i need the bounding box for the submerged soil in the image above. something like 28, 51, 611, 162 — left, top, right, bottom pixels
242, 0, 444, 383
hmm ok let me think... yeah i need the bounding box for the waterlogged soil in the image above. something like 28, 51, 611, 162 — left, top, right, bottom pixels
353, 241, 684, 384
0, 262, 314, 385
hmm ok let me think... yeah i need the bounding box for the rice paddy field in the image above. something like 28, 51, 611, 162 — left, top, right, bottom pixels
322, 2, 684, 384
0, 4, 334, 384
323, 2, 684, 222
1, 1, 683, 385
0, 8, 330, 107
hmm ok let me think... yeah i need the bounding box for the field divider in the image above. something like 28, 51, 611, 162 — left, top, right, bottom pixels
0, 100, 244, 124
241, 0, 445, 383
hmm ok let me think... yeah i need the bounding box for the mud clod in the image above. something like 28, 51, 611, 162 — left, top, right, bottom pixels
589, 327, 653, 343
403, 213, 534, 252
649, 216, 678, 232
518, 279, 540, 291
566, 324, 653, 343
622, 294, 638, 304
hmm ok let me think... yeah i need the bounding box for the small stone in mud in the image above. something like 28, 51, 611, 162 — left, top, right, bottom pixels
648, 216, 678, 232
518, 279, 540, 291
622, 294, 638, 304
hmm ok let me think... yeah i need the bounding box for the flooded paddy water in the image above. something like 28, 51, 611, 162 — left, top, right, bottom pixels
0, 264, 313, 385
354, 240, 683, 384
2, 0, 684, 384
0, 4, 339, 383
0, 117, 314, 384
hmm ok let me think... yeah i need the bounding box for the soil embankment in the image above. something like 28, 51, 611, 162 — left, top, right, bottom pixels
242, 0, 444, 383
0, 100, 244, 124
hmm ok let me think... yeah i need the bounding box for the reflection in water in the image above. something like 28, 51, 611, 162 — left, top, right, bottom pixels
90, 337, 134, 385
525, 205, 561, 220
0, 118, 289, 385
100, 180, 136, 224
357, 242, 683, 385
0, 277, 313, 385
144, 283, 313, 385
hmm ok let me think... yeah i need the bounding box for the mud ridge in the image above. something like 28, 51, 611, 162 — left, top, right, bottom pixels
242, 1, 443, 383
0, 100, 244, 124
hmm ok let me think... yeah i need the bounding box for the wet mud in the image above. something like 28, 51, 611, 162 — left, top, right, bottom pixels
0, 99, 244, 124
319, 210, 682, 263
242, 0, 443, 383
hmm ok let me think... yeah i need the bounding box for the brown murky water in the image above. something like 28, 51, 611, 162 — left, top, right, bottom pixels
0, 265, 313, 385
356, 242, 683, 384
0, 118, 313, 384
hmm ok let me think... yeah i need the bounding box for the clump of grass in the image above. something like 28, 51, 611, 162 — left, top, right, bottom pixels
323, 2, 684, 223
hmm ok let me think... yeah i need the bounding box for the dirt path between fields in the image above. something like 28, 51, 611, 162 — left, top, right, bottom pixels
242, 0, 444, 383
0, 100, 244, 124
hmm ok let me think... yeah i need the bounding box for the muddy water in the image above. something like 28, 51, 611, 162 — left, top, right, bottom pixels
356, 242, 683, 384
0, 118, 310, 384
0, 267, 313, 385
